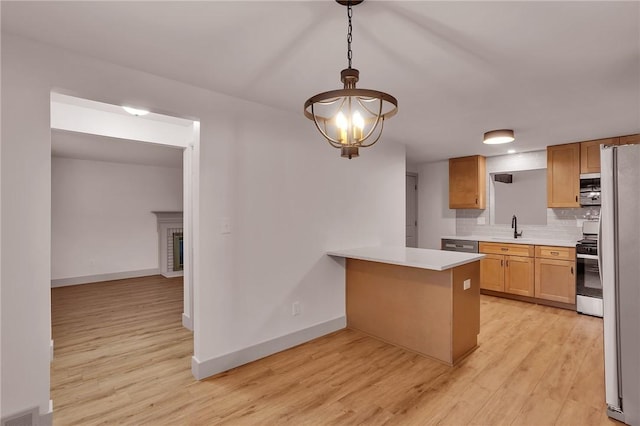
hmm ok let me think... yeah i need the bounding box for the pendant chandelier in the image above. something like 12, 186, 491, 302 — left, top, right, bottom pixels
304, 0, 398, 159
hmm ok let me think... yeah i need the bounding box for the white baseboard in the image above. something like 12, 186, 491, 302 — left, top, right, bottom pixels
161, 270, 184, 278
51, 268, 160, 287
191, 316, 346, 380
182, 313, 193, 331
0, 401, 51, 426
40, 400, 53, 426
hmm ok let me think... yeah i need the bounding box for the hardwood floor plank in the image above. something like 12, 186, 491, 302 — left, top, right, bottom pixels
511, 393, 563, 425
555, 399, 604, 426
51, 280, 616, 425
468, 387, 531, 426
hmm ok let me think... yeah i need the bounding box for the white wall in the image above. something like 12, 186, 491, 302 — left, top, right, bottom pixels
0, 34, 405, 419
51, 156, 183, 283
417, 160, 456, 249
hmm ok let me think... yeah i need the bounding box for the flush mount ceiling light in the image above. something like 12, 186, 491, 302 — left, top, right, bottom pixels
483, 129, 515, 145
122, 106, 149, 116
303, 0, 398, 159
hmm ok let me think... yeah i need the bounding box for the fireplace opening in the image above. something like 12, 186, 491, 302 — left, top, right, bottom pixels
172, 232, 184, 271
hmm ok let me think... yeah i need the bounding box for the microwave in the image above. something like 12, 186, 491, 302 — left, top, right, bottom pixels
580, 173, 601, 206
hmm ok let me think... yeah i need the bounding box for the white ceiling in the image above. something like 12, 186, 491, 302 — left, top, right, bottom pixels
52, 130, 184, 168
3, 1, 639, 163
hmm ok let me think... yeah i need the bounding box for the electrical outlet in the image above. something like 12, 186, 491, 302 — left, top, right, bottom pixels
463, 279, 471, 290
292, 301, 301, 316
477, 217, 486, 225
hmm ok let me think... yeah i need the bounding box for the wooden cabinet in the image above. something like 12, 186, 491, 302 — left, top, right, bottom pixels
620, 134, 640, 145
479, 243, 534, 296
547, 143, 580, 207
535, 245, 575, 261
535, 258, 576, 304
547, 134, 637, 191
534, 246, 576, 304
480, 254, 505, 292
580, 138, 619, 174
449, 155, 486, 209
480, 243, 575, 305
480, 242, 534, 257
505, 256, 535, 297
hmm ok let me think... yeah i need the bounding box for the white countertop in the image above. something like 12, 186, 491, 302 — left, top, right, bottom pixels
327, 246, 485, 271
441, 235, 578, 248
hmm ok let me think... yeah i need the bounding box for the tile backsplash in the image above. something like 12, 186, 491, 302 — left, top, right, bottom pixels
456, 207, 600, 241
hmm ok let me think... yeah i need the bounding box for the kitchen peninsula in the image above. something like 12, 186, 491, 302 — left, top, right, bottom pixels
328, 247, 484, 365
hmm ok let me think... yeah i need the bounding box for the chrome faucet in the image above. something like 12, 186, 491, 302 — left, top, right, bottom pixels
512, 215, 523, 239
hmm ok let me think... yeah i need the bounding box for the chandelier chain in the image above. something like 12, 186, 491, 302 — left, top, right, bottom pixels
347, 3, 353, 68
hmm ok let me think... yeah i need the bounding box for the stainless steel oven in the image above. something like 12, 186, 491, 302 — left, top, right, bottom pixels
576, 239, 603, 317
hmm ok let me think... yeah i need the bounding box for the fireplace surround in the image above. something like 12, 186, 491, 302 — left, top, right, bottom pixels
152, 211, 183, 278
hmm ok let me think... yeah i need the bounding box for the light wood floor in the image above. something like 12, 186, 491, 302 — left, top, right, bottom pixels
51, 276, 621, 425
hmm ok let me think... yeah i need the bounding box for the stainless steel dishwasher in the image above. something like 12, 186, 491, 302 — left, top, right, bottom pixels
441, 239, 479, 253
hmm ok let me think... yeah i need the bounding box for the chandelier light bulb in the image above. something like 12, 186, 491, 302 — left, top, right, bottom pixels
353, 111, 364, 130
336, 111, 348, 130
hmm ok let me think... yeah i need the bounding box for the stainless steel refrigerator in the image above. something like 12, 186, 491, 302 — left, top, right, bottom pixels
601, 144, 640, 425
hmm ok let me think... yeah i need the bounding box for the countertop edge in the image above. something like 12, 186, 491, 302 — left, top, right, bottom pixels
327, 248, 485, 271
440, 235, 578, 248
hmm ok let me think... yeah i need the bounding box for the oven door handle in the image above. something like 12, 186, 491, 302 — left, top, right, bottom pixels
577, 253, 599, 260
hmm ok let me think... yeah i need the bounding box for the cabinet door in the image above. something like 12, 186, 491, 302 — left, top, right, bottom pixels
580, 138, 619, 174
535, 258, 576, 304
620, 134, 640, 145
449, 155, 486, 209
505, 256, 535, 297
547, 143, 580, 207
480, 254, 504, 292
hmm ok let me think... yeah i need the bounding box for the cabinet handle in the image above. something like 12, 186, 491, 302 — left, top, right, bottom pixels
571, 266, 574, 275
476, 197, 478, 204
501, 260, 504, 267
576, 195, 578, 202
501, 248, 508, 251
550, 251, 560, 255
506, 260, 509, 267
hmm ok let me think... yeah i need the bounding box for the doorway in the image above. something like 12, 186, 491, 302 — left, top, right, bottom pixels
48, 94, 200, 412
50, 93, 198, 331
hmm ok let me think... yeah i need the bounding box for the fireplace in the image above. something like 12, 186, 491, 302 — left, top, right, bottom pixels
152, 211, 183, 278
172, 232, 184, 271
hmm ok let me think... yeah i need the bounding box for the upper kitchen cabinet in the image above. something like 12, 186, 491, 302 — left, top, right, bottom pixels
547, 143, 580, 207
580, 137, 619, 174
449, 155, 486, 209
620, 134, 640, 145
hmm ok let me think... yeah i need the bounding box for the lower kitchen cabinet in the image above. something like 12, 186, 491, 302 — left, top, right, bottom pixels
479, 242, 576, 308
479, 243, 535, 297
504, 256, 535, 297
480, 254, 505, 292
535, 258, 576, 304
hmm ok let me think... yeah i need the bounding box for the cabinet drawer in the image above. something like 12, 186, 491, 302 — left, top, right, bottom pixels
535, 245, 576, 260
479, 242, 534, 257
